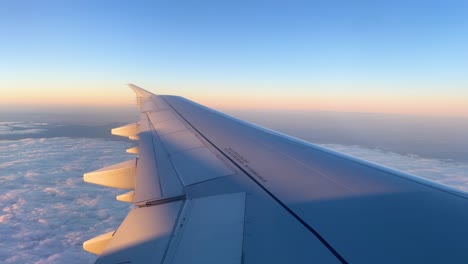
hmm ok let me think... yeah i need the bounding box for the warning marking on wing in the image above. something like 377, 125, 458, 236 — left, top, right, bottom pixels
224, 147, 267, 183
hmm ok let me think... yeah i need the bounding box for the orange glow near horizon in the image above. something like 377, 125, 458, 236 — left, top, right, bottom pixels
0, 84, 136, 107
1, 85, 467, 118
0, 94, 135, 107
190, 93, 468, 118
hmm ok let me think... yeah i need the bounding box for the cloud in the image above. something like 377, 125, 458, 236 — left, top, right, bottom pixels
0, 122, 52, 136
321, 144, 468, 192
0, 137, 135, 264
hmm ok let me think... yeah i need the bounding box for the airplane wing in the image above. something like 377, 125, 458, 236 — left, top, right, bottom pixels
82, 85, 468, 264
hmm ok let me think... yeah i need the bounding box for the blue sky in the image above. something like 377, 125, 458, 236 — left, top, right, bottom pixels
1, 0, 467, 115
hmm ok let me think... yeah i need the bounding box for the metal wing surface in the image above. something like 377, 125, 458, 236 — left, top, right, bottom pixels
82, 85, 468, 264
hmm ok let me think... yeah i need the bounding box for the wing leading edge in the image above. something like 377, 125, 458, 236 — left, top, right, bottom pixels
83, 85, 468, 264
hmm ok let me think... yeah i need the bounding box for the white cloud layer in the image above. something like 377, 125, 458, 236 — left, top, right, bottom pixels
0, 138, 467, 263
0, 122, 51, 136
321, 144, 468, 192
0, 138, 134, 264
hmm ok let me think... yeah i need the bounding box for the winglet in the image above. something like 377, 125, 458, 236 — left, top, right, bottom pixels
127, 84, 154, 99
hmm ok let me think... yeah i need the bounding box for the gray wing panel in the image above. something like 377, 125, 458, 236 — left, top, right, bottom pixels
133, 94, 237, 203
96, 201, 183, 264
134, 112, 163, 203
146, 96, 236, 188
133, 97, 185, 204
164, 193, 246, 264
163, 95, 468, 264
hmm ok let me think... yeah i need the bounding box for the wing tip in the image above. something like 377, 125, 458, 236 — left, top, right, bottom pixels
127, 84, 154, 98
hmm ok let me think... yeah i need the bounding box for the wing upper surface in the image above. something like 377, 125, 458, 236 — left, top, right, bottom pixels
85, 85, 468, 264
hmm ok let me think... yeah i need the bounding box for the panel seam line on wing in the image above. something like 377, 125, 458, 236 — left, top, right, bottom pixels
144, 112, 164, 197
